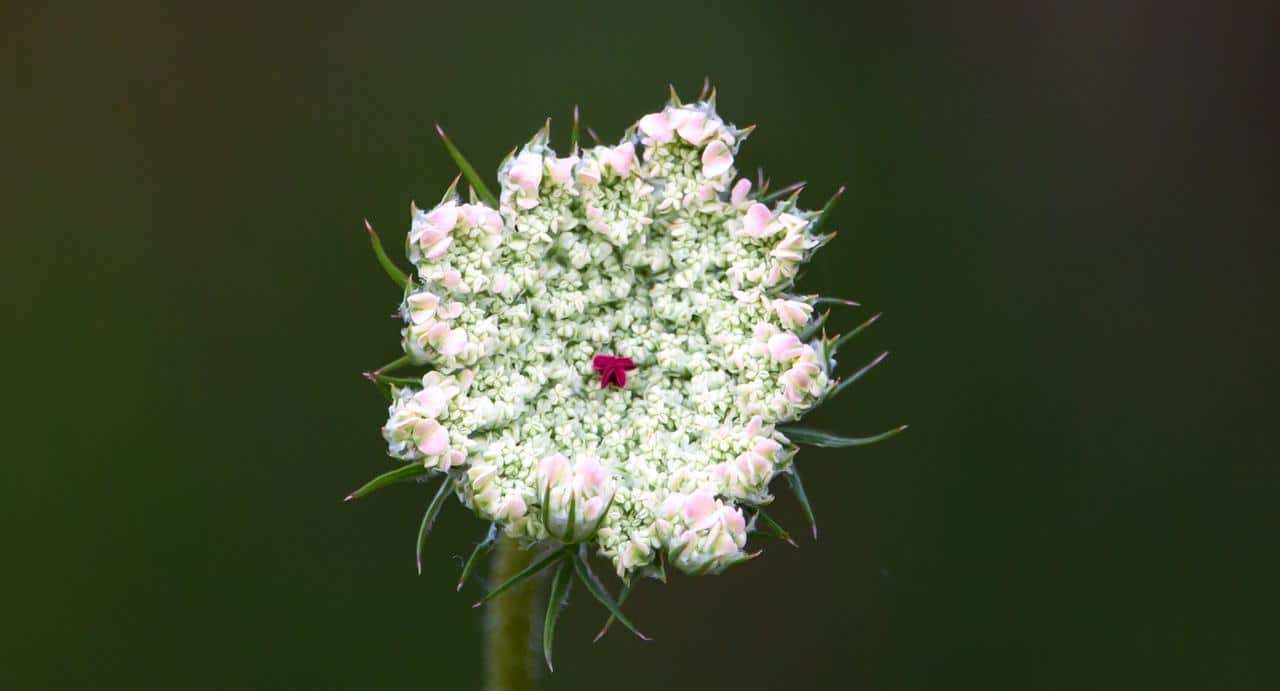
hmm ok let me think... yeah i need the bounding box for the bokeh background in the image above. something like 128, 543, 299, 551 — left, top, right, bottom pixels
6, 1, 1277, 689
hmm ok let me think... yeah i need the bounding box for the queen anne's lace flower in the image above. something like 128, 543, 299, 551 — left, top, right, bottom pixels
358, 91, 901, 596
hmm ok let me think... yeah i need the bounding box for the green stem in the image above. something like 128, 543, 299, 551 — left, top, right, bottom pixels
484, 538, 542, 691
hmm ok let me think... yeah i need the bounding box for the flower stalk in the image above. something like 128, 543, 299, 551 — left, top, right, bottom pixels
484, 538, 543, 691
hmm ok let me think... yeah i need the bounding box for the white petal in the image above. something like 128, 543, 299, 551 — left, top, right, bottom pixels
768, 333, 804, 362
676, 111, 710, 145
508, 152, 544, 194
701, 140, 733, 177
414, 386, 448, 417
743, 203, 772, 238
549, 156, 578, 185
683, 491, 717, 529
638, 111, 673, 144
416, 420, 449, 455
424, 202, 458, 232
424, 235, 452, 259
607, 143, 636, 176
581, 496, 606, 522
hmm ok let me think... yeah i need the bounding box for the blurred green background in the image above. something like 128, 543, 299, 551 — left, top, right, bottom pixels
6, 1, 1277, 689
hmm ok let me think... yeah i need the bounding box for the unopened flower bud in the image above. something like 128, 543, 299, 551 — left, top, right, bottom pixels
538, 454, 616, 542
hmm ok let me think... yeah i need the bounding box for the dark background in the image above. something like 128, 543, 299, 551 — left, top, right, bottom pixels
6, 1, 1277, 689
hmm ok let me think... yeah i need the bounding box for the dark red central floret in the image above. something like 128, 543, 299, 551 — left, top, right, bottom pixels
592, 354, 637, 389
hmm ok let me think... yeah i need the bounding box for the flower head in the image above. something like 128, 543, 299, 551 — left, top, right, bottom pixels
353, 86, 903, 657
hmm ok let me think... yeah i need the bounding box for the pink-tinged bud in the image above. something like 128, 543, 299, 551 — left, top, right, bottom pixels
582, 495, 606, 522
711, 531, 738, 557
731, 178, 752, 206
780, 369, 807, 403
666, 107, 691, 129
458, 203, 480, 227
742, 203, 772, 238
711, 463, 730, 484
413, 386, 448, 418
744, 415, 764, 438
661, 494, 753, 575
780, 358, 823, 402
676, 111, 718, 145
575, 456, 607, 491
753, 437, 782, 457
441, 301, 464, 320
481, 209, 502, 232
424, 202, 458, 233
460, 205, 501, 233
768, 333, 805, 362
496, 494, 527, 521
722, 505, 747, 539
539, 453, 572, 491
771, 298, 813, 329
701, 140, 734, 177
406, 292, 440, 324
683, 491, 718, 529
424, 235, 453, 260
416, 225, 446, 247
414, 419, 449, 455
538, 454, 615, 542
508, 152, 544, 195
638, 111, 674, 144
749, 452, 773, 475
606, 142, 636, 177
549, 155, 579, 186
443, 449, 467, 469
442, 269, 462, 289
425, 321, 450, 343
718, 448, 777, 500
439, 328, 467, 356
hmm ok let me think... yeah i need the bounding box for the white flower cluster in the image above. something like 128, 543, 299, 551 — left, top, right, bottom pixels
381, 371, 472, 471
381, 97, 838, 577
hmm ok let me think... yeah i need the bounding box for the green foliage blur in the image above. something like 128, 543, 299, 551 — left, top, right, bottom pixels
7, 1, 1276, 689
